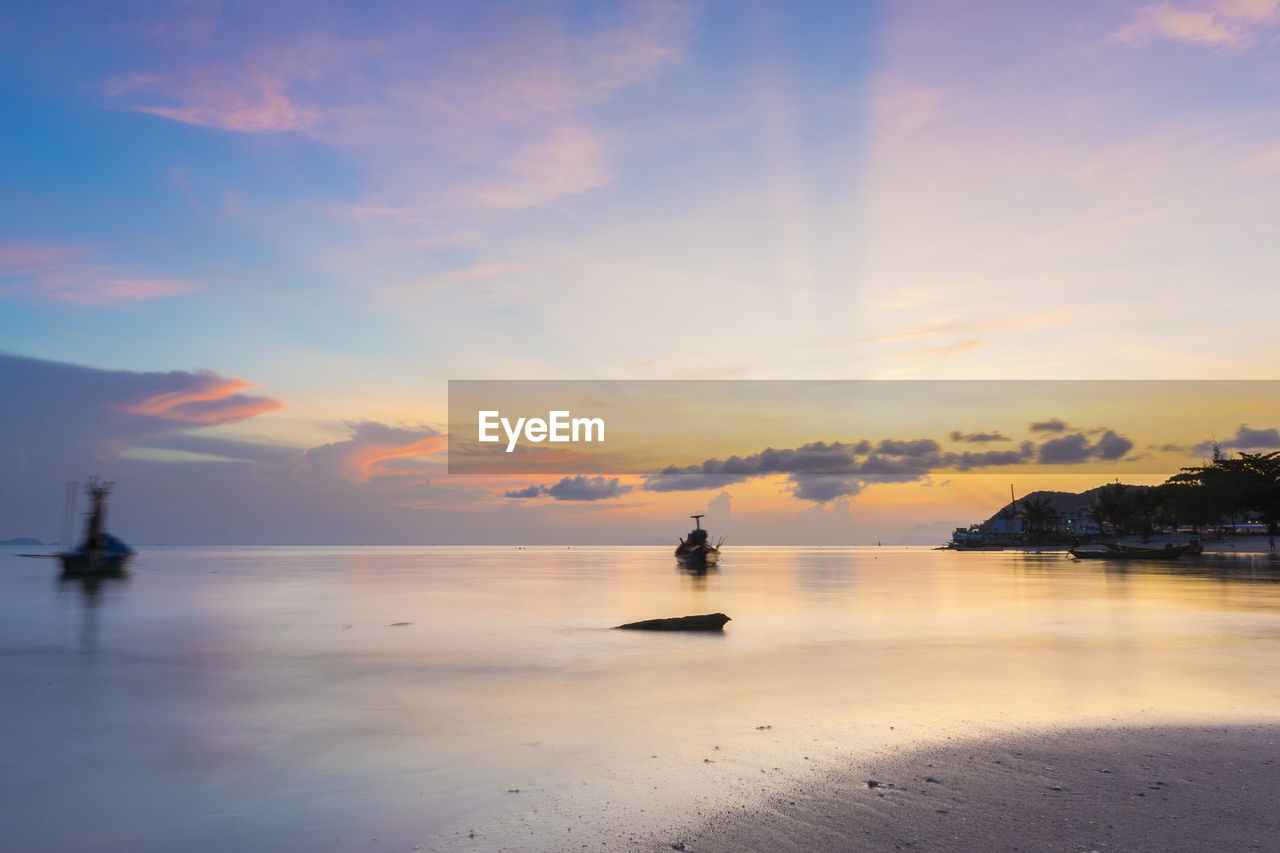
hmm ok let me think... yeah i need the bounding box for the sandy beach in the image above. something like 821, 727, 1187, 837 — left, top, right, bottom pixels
658, 724, 1280, 852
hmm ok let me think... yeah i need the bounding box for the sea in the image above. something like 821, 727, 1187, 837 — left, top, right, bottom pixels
3, 545, 1280, 852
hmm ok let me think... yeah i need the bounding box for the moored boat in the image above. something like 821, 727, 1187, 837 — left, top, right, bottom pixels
59, 479, 134, 577
1069, 541, 1202, 560
675, 514, 720, 568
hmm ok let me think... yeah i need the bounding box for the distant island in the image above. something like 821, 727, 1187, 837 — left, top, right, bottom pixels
0, 537, 45, 546
953, 448, 1280, 549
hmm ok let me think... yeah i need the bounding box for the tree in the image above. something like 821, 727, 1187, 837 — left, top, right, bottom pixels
1090, 481, 1134, 537
1020, 496, 1056, 542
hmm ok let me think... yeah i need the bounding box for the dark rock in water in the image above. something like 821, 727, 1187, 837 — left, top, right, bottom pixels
614, 613, 731, 632
1, 537, 43, 546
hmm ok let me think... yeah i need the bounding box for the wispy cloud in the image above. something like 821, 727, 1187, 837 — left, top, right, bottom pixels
1113, 0, 1280, 48
895, 338, 987, 359
118, 374, 284, 425
396, 264, 515, 294
0, 244, 194, 304
103, 2, 696, 213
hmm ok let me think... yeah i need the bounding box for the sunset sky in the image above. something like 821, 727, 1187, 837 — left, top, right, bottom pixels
3, 0, 1280, 544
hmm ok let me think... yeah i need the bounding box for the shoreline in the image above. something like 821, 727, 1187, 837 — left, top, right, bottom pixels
655, 722, 1280, 852
945, 533, 1280, 555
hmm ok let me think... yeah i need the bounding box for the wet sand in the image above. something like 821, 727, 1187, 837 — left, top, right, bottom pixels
657, 724, 1280, 852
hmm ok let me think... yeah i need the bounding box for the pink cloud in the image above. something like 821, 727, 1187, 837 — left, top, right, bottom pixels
1114, 0, 1280, 48
2, 270, 195, 304
118, 374, 284, 425
61, 277, 195, 303
0, 244, 81, 268
108, 69, 316, 133
0, 243, 195, 304
103, 2, 695, 211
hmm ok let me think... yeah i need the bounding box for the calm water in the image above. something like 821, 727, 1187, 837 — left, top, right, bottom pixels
3, 546, 1280, 851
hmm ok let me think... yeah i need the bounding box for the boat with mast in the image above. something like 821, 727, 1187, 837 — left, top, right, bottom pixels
675, 514, 720, 568
59, 478, 134, 576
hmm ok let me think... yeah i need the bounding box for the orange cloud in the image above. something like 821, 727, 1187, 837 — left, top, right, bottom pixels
342, 435, 447, 482
119, 374, 284, 425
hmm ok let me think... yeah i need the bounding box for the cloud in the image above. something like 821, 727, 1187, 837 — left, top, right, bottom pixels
102, 2, 696, 213
896, 338, 987, 359
0, 354, 288, 539
643, 438, 1034, 503
949, 430, 1009, 443
135, 433, 301, 466
0, 244, 194, 304
1192, 423, 1280, 454
503, 485, 543, 499
949, 443, 1036, 470
789, 475, 864, 503
875, 438, 940, 457
118, 374, 283, 425
1038, 431, 1134, 464
108, 68, 317, 132
303, 422, 445, 483
1030, 418, 1069, 433
644, 427, 1136, 502
0, 244, 80, 267
1093, 429, 1135, 461
1113, 0, 1280, 49
503, 475, 632, 501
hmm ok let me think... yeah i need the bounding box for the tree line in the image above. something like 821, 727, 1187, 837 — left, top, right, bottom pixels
1018, 447, 1280, 546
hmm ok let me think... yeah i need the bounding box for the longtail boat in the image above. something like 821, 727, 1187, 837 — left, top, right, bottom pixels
1069, 541, 1202, 560
59, 479, 134, 576
675, 514, 720, 568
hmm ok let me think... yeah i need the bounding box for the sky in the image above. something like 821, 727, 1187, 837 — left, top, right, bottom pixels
3, 0, 1280, 544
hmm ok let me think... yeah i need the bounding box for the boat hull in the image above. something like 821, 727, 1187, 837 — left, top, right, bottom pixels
1070, 543, 1201, 560
58, 551, 132, 576
675, 545, 719, 568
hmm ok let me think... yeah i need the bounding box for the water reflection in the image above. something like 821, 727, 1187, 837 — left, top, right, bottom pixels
56, 572, 127, 650
676, 561, 719, 586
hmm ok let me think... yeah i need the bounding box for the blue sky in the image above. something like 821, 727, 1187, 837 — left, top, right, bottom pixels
3, 0, 1280, 543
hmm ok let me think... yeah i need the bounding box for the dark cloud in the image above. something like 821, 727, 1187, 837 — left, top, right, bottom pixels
949, 442, 1035, 470
789, 475, 864, 502
1038, 431, 1133, 464
0, 352, 286, 493
1037, 434, 1091, 463
503, 475, 632, 501
545, 475, 631, 501
949, 430, 1009, 443
875, 438, 939, 458
1093, 430, 1133, 461
503, 485, 542, 499
1030, 418, 1069, 432
643, 437, 1036, 502
647, 427, 1133, 503
1193, 424, 1280, 455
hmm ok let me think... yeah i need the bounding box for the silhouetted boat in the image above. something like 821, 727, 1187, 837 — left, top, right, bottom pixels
59, 479, 133, 576
675, 514, 720, 568
1069, 542, 1202, 560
